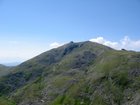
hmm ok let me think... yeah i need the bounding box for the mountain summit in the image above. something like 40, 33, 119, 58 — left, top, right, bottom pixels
0, 41, 140, 105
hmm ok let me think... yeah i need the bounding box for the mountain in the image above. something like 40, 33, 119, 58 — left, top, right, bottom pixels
0, 64, 12, 77
3, 62, 21, 66
0, 64, 7, 70
0, 41, 140, 105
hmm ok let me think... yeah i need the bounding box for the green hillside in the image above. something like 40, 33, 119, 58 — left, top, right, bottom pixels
0, 41, 140, 105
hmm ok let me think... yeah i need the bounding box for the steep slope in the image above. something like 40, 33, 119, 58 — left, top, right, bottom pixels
0, 41, 140, 105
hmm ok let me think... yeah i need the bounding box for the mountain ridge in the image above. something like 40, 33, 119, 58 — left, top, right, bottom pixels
0, 41, 140, 105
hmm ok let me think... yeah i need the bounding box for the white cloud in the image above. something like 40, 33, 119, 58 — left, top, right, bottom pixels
0, 36, 140, 65
89, 37, 119, 49
121, 36, 140, 51
49, 42, 63, 49
90, 36, 140, 51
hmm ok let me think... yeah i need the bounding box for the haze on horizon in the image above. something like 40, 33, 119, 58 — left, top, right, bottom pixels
0, 0, 140, 65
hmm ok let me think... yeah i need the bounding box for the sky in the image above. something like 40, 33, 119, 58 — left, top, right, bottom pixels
0, 0, 140, 64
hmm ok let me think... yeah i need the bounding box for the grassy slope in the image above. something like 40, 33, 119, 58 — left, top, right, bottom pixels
0, 65, 15, 105
49, 50, 140, 105
0, 41, 140, 105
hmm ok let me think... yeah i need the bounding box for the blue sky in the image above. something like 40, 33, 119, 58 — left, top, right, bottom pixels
0, 0, 140, 64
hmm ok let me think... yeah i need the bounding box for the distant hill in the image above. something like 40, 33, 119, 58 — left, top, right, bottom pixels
0, 64, 12, 77
0, 64, 7, 69
0, 41, 140, 105
3, 62, 21, 66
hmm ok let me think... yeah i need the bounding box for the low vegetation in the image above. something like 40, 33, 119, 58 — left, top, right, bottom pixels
0, 41, 140, 105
